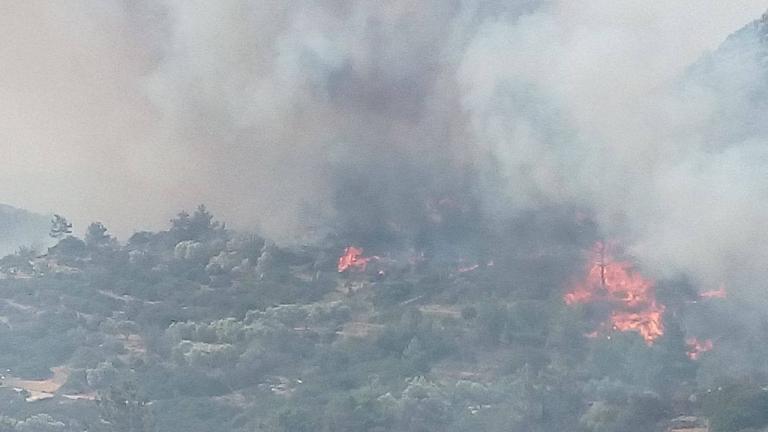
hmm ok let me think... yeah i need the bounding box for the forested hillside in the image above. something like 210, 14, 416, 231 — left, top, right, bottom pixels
0, 206, 761, 432
3, 2, 768, 432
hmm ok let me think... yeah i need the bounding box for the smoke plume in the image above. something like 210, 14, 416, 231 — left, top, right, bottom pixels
1, 1, 767, 302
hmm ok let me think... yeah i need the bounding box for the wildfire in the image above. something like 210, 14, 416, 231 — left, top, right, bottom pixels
338, 246, 376, 273
457, 264, 480, 273
686, 337, 714, 360
611, 306, 665, 343
564, 241, 664, 345
700, 286, 727, 299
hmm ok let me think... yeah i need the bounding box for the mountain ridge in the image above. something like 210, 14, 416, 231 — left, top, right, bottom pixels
0, 203, 51, 255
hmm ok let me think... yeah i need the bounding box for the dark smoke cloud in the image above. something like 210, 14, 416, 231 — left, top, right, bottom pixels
1, 1, 767, 302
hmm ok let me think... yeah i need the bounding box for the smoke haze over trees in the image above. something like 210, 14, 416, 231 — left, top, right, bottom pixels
0, 204, 50, 256
2, 2, 768, 431
1, 2, 767, 291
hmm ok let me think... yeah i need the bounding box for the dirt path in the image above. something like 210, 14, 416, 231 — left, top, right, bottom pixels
2, 366, 70, 402
4, 299, 36, 313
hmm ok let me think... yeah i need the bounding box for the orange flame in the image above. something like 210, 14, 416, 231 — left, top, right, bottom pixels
610, 304, 665, 343
686, 337, 714, 360
564, 241, 664, 345
338, 246, 375, 273
700, 286, 727, 299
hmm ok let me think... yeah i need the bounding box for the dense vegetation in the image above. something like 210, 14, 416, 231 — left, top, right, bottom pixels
0, 206, 762, 432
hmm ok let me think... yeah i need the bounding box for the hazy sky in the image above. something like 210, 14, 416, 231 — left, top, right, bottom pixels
0, 1, 765, 251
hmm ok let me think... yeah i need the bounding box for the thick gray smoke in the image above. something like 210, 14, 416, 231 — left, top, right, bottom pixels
1, 1, 767, 298
457, 2, 768, 297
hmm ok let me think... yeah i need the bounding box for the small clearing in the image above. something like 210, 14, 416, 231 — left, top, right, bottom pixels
3, 366, 70, 402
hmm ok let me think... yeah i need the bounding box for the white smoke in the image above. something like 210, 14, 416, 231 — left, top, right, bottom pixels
457, 1, 768, 295
1, 0, 767, 297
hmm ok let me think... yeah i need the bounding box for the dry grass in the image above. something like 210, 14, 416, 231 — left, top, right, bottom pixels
4, 366, 69, 393
124, 334, 146, 355
336, 322, 384, 338
419, 304, 462, 319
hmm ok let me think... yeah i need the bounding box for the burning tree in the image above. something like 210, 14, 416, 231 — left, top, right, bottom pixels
564, 242, 664, 345
337, 246, 376, 273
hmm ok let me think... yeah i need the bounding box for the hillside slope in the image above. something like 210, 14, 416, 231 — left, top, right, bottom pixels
0, 204, 50, 255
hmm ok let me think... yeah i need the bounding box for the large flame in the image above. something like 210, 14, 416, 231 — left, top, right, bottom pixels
565, 242, 664, 345
338, 246, 375, 273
